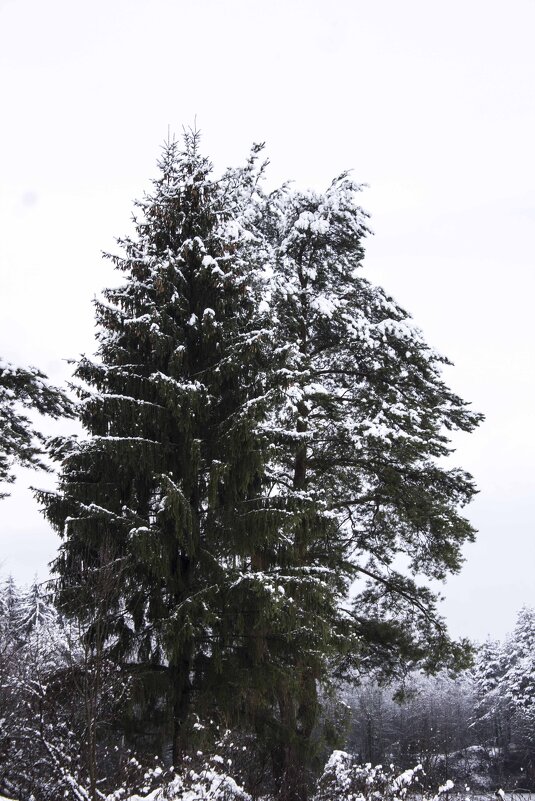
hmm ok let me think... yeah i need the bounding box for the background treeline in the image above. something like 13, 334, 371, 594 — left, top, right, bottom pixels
343, 608, 535, 791
0, 575, 168, 800
1, 575, 534, 799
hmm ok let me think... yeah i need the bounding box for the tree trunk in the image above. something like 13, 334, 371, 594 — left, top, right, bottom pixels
272, 670, 318, 801
171, 658, 192, 766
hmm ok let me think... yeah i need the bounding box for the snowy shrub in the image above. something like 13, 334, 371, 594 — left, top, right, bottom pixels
122, 761, 251, 801
313, 751, 453, 801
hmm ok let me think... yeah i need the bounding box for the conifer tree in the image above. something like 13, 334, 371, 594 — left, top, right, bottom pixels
503, 607, 535, 720
474, 607, 535, 771
0, 359, 72, 497
17, 577, 57, 637
39, 132, 272, 764
1, 575, 21, 634
37, 136, 483, 800
247, 174, 482, 797
473, 637, 512, 757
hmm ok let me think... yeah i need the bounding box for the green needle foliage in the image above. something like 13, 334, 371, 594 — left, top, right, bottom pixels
39, 132, 274, 762
0, 359, 72, 497
239, 175, 483, 797
37, 132, 482, 800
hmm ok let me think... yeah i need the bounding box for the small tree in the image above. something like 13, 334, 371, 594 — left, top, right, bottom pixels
473, 608, 535, 786
0, 576, 156, 801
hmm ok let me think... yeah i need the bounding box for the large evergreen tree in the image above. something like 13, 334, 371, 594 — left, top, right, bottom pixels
39, 132, 273, 764
38, 134, 482, 800
245, 173, 482, 796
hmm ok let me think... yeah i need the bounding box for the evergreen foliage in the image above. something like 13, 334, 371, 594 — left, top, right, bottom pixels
38, 131, 274, 764
16, 576, 58, 636
473, 607, 535, 783
35, 131, 482, 799
260, 175, 481, 673
240, 171, 481, 794
0, 575, 20, 633
0, 358, 72, 497
502, 608, 535, 719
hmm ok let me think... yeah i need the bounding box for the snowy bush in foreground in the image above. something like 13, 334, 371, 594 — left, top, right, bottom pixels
313, 751, 453, 801
123, 762, 251, 801
120, 752, 459, 801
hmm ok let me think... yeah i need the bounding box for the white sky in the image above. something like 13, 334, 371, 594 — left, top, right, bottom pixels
1, 0, 533, 643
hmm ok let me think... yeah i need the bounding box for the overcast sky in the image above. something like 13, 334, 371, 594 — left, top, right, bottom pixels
1, 0, 534, 643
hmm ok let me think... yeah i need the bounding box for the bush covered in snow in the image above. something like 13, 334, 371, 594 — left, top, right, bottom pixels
118, 752, 459, 801
124, 764, 251, 801
313, 752, 453, 801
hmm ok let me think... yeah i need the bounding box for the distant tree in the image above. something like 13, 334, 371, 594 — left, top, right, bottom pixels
0, 358, 72, 497
0, 576, 21, 701
473, 637, 512, 750
503, 608, 535, 720
473, 608, 535, 786
0, 576, 152, 801
339, 668, 498, 793
0, 575, 80, 800
15, 576, 57, 637
0, 575, 20, 628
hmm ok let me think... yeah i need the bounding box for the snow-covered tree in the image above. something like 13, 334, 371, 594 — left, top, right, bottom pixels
503, 607, 535, 720
0, 358, 72, 497
343, 670, 477, 784
15, 577, 58, 636
473, 638, 510, 737
264, 174, 481, 658
0, 575, 20, 629
241, 173, 481, 795
0, 576, 82, 800
473, 608, 535, 784
35, 133, 482, 800
0, 576, 151, 801
38, 132, 274, 768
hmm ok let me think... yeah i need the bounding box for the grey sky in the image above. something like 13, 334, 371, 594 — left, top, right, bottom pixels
1, 0, 533, 643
